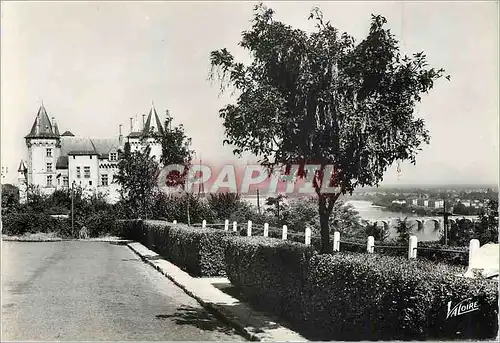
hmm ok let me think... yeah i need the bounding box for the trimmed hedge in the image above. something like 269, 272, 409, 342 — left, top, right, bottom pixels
224, 237, 498, 340
119, 219, 237, 277
225, 236, 316, 325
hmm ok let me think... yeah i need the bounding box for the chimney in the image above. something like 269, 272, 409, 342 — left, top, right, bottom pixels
119, 124, 123, 145
142, 114, 146, 130
166, 109, 171, 131
51, 117, 56, 128
130, 117, 133, 133
36, 114, 41, 134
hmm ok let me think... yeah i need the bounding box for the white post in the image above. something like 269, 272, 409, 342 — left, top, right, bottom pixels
202, 219, 207, 228
263, 223, 269, 237
173, 220, 177, 224
247, 220, 252, 236
468, 239, 480, 268
408, 235, 418, 259
367, 236, 375, 253
333, 231, 341, 252
282, 225, 288, 240
233, 221, 238, 232
224, 219, 229, 231
305, 227, 311, 245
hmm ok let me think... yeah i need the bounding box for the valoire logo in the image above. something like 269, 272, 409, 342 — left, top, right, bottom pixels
446, 298, 480, 319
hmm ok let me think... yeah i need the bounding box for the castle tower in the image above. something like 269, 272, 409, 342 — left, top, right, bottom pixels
24, 104, 61, 194
127, 103, 164, 162
17, 160, 28, 204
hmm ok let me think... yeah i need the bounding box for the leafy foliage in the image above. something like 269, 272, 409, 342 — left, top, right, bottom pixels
115, 142, 159, 219
206, 193, 243, 221
2, 212, 70, 237
364, 220, 390, 242
157, 115, 195, 187
395, 217, 413, 243
474, 199, 498, 244
209, 4, 449, 253
1, 184, 20, 215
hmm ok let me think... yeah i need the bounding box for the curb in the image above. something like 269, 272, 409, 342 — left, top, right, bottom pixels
2, 237, 133, 244
126, 243, 263, 342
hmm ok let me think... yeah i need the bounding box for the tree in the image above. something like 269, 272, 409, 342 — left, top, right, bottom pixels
474, 199, 498, 244
207, 193, 242, 221
364, 221, 390, 242
156, 115, 195, 223
209, 4, 448, 253
395, 217, 413, 243
265, 194, 286, 223
444, 218, 475, 246
115, 142, 159, 219
158, 114, 194, 186
1, 184, 20, 214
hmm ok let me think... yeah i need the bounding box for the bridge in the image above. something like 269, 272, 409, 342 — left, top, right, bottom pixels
364, 215, 478, 227
364, 215, 480, 242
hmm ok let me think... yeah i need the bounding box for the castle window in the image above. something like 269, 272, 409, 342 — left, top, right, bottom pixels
46, 148, 52, 157
101, 174, 108, 186
89, 180, 92, 186
84, 166, 90, 178
63, 176, 69, 187
76, 166, 81, 178
46, 175, 53, 187
110, 152, 117, 161
46, 163, 52, 172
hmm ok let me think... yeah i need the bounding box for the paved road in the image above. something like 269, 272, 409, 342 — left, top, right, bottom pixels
1, 241, 245, 341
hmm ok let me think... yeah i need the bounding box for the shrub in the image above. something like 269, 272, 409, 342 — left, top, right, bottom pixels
206, 193, 243, 221
84, 210, 119, 237
224, 238, 498, 341
2, 212, 70, 237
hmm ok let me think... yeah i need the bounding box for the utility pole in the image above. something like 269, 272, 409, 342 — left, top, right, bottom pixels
277, 195, 280, 223
71, 181, 75, 236
256, 189, 260, 214
187, 192, 191, 226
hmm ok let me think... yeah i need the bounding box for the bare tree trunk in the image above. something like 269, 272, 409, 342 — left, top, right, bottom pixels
318, 195, 330, 254
318, 192, 341, 254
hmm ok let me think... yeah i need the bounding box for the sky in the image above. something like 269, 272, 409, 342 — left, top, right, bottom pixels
1, 1, 498, 186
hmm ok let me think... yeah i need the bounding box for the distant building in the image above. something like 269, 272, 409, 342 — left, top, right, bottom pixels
391, 200, 406, 205
18, 104, 166, 204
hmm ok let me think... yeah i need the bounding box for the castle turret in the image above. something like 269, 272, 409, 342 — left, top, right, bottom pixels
17, 160, 28, 204
127, 103, 165, 161
24, 104, 61, 194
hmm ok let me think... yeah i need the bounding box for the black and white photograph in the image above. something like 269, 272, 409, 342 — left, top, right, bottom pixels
1, 1, 498, 341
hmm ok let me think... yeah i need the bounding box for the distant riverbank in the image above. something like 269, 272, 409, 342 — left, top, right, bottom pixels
241, 196, 420, 221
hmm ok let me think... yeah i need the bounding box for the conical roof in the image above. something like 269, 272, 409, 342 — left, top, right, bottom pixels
143, 105, 165, 135
17, 160, 27, 172
61, 130, 75, 137
25, 104, 59, 139
128, 104, 165, 138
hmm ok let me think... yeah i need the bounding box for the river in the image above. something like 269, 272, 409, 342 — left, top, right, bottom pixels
344, 200, 418, 220
242, 196, 415, 221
